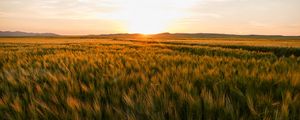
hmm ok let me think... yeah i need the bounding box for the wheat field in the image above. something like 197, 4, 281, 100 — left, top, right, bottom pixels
0, 37, 300, 119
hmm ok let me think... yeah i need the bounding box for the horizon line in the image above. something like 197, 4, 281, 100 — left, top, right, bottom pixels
0, 30, 300, 37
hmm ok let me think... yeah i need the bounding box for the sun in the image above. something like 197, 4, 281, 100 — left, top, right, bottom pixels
110, 0, 197, 34
119, 3, 172, 34
125, 11, 169, 34
127, 20, 165, 34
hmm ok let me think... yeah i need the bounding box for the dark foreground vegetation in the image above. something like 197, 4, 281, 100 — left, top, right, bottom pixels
0, 37, 300, 119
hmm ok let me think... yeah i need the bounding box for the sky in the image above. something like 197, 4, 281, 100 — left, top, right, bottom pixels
0, 0, 299, 35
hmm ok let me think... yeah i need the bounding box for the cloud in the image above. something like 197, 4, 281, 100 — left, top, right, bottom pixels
0, 0, 119, 19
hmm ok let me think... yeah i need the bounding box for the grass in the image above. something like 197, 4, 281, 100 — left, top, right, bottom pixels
0, 37, 300, 119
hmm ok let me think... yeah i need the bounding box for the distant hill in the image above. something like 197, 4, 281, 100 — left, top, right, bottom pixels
0, 31, 60, 37
150, 33, 300, 39
1, 31, 299, 40
92, 33, 300, 40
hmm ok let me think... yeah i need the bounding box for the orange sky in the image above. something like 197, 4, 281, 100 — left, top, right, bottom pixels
0, 0, 299, 35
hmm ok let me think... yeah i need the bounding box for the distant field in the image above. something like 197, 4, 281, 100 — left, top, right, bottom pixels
0, 37, 300, 119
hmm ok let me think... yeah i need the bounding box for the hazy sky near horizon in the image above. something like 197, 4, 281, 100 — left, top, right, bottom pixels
0, 0, 299, 35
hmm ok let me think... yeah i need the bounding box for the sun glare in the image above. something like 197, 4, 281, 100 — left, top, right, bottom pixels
110, 0, 197, 34
124, 8, 170, 34
126, 16, 166, 34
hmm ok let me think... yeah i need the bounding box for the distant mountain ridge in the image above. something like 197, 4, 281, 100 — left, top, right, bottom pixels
94, 32, 300, 40
1, 31, 299, 39
152, 33, 300, 39
0, 31, 59, 37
